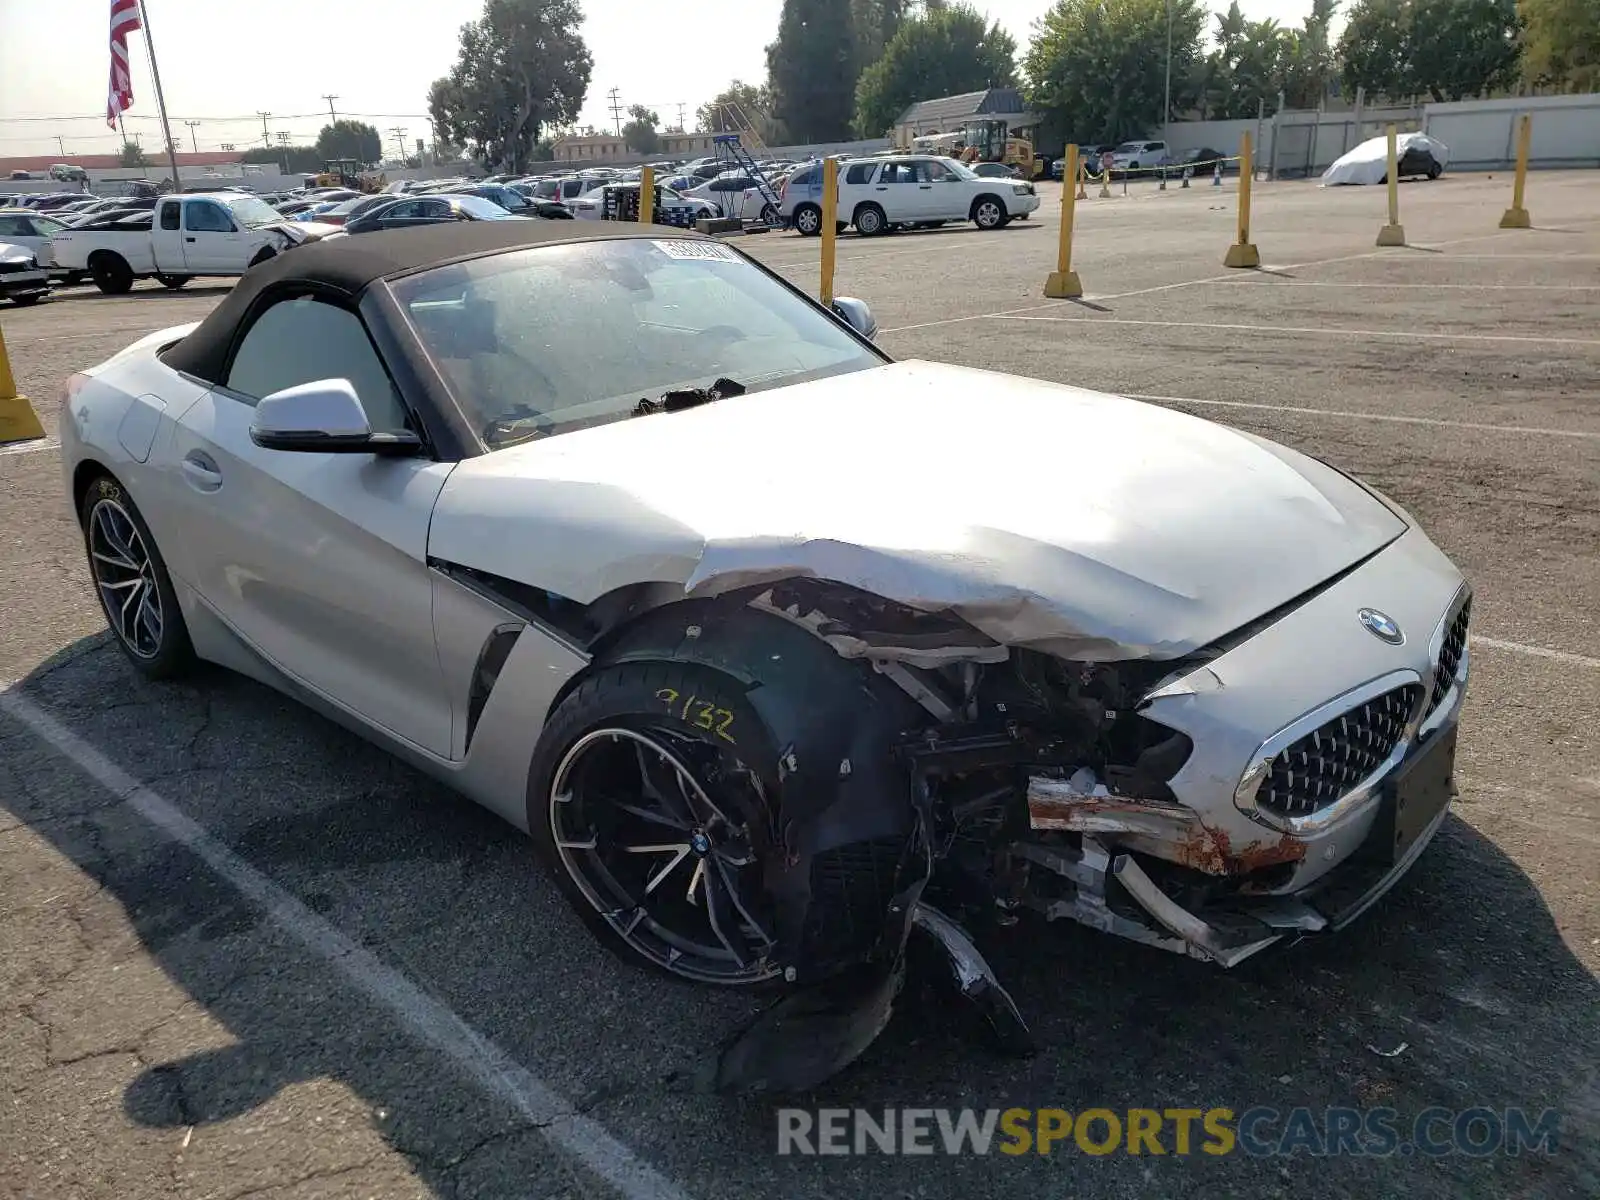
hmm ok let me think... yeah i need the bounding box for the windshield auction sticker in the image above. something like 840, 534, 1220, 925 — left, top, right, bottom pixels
653, 239, 740, 262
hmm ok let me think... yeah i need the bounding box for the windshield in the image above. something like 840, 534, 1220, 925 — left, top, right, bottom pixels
1113, 143, 1142, 154
391, 238, 882, 449
226, 195, 285, 228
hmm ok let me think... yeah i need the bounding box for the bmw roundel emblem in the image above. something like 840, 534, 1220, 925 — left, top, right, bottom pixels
1358, 608, 1404, 645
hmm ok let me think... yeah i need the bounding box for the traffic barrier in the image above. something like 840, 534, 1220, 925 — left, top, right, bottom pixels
1499, 113, 1533, 229
1213, 162, 1222, 187
0, 325, 45, 445
1376, 124, 1407, 247
1076, 160, 1087, 200
820, 156, 838, 307
1044, 145, 1084, 299
1223, 133, 1261, 268
639, 166, 654, 225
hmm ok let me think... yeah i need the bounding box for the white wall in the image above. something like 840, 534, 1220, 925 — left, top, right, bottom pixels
1423, 94, 1600, 169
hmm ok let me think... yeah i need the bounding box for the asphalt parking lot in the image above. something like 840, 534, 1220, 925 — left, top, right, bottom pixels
2, 170, 1597, 1199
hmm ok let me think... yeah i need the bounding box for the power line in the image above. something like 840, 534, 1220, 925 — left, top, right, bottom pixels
256, 111, 272, 147
607, 87, 623, 137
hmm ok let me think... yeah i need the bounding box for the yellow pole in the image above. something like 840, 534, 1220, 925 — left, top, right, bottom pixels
1075, 156, 1087, 201
1044, 144, 1083, 298
1223, 132, 1260, 268
0, 324, 47, 445
639, 165, 654, 225
1377, 123, 1406, 246
820, 156, 838, 307
1499, 113, 1532, 229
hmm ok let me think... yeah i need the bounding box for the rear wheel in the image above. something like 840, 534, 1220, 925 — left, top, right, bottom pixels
853, 203, 887, 236
78, 474, 195, 679
760, 203, 779, 226
89, 253, 133, 295
529, 662, 783, 986
11, 293, 42, 307
792, 203, 822, 236
1427, 162, 1442, 180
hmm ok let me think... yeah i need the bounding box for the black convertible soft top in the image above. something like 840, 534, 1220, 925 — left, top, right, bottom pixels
162, 218, 715, 383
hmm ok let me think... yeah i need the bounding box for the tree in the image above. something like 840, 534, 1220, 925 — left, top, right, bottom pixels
622, 104, 661, 154
242, 144, 324, 173
1410, 0, 1519, 100
1338, 0, 1521, 101
1280, 0, 1340, 108
428, 0, 593, 172
853, 4, 1018, 136
767, 0, 860, 142
1520, 0, 1599, 89
315, 120, 382, 165
119, 140, 146, 168
1204, 6, 1295, 118
1024, 0, 1206, 144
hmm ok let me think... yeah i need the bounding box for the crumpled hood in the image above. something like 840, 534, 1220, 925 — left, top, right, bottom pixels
429, 360, 1407, 659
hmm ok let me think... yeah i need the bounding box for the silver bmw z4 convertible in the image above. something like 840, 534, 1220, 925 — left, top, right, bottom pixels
60, 221, 1470, 1090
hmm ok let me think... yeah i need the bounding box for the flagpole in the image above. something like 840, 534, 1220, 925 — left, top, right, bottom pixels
134, 0, 184, 193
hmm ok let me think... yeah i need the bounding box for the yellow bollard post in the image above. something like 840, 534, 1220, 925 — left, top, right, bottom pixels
1499, 113, 1532, 229
1223, 132, 1261, 268
0, 324, 46, 445
1098, 152, 1111, 198
639, 166, 654, 225
1376, 123, 1406, 246
1044, 145, 1083, 299
820, 156, 838, 307
1076, 157, 1087, 201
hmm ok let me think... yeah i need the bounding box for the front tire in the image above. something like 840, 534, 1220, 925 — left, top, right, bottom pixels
79, 474, 195, 679
528, 661, 784, 987
971, 197, 1007, 230
11, 293, 42, 306
853, 203, 887, 236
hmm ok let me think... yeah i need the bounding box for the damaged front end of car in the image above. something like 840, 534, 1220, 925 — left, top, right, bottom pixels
686, 572, 1467, 1093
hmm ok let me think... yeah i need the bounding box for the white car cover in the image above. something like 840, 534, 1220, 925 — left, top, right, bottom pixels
1321, 132, 1450, 186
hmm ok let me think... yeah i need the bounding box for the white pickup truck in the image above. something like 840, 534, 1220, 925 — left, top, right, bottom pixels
49, 192, 335, 294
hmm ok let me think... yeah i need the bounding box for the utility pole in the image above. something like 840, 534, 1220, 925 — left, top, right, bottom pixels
257, 111, 272, 148
276, 131, 290, 145
56, 136, 66, 156
676, 102, 686, 132
389, 126, 407, 164
1163, 0, 1173, 137
184, 120, 201, 153
607, 87, 623, 137
322, 94, 339, 124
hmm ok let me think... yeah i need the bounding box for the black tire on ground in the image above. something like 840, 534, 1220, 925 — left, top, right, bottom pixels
971, 196, 1008, 230
792, 203, 822, 236
89, 253, 134, 295
11, 294, 42, 306
853, 203, 887, 236
526, 660, 787, 987
155, 273, 190, 290
1428, 162, 1442, 180
78, 473, 196, 680
760, 203, 779, 226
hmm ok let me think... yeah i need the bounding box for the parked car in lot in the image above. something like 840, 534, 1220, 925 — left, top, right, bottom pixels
565, 183, 717, 223
0, 240, 49, 305
341, 194, 538, 234
50, 192, 338, 294
1322, 132, 1449, 185
1170, 146, 1233, 175
682, 172, 775, 222
969, 161, 1024, 179
783, 154, 1040, 236
0, 208, 68, 274
60, 219, 1473, 1095
1109, 140, 1170, 173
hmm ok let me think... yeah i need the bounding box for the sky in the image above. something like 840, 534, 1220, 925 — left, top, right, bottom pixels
0, 0, 1324, 160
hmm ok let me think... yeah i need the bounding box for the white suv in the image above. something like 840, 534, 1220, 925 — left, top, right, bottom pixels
781, 154, 1040, 236
1109, 140, 1170, 173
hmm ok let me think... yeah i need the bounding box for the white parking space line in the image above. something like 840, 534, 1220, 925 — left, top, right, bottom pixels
989, 314, 1600, 347
1124, 393, 1600, 441
0, 687, 695, 1200
0, 438, 58, 457
1470, 637, 1600, 670
1224, 281, 1600, 291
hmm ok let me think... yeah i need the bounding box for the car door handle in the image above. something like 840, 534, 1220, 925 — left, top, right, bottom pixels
185, 236, 195, 242
181, 453, 222, 491
919, 185, 932, 189
875, 186, 888, 191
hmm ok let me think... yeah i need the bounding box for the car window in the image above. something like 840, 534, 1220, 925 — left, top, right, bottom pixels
843, 163, 876, 184
159, 201, 182, 230
225, 296, 408, 432
184, 201, 233, 232
392, 239, 881, 449
0, 215, 27, 237
32, 216, 64, 235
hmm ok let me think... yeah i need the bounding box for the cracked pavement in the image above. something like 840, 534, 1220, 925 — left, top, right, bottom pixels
2, 172, 1598, 1199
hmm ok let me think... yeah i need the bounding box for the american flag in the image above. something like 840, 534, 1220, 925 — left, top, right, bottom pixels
106, 0, 141, 129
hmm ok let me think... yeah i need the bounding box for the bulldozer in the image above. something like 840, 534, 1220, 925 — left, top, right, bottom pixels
310, 158, 387, 193
955, 118, 1045, 179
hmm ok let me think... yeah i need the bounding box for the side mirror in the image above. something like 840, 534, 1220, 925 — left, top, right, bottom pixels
249, 379, 419, 455
830, 297, 877, 342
